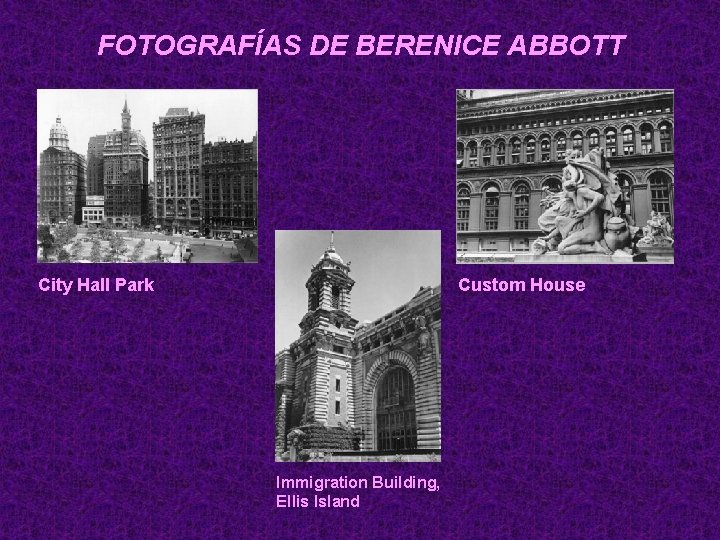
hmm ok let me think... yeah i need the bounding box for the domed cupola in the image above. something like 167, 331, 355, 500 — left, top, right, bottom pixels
49, 117, 69, 149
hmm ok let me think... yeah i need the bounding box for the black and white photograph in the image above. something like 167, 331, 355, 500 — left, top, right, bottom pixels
37, 89, 258, 263
456, 89, 674, 264
275, 230, 441, 462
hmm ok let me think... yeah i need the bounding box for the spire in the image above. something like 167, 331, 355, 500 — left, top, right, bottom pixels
329, 231, 335, 251
123, 96, 129, 113
121, 98, 131, 131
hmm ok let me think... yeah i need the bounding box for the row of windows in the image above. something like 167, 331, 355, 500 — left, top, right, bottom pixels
458, 123, 673, 167
457, 105, 673, 136
457, 172, 673, 232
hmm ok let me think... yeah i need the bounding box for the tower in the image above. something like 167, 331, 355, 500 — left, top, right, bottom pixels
121, 98, 131, 131
287, 233, 358, 434
49, 117, 69, 149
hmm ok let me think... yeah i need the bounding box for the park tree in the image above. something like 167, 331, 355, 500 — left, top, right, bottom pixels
130, 239, 145, 262
89, 239, 103, 263
156, 245, 163, 262
54, 224, 78, 248
106, 233, 129, 262
70, 239, 83, 261
57, 248, 70, 262
37, 225, 55, 261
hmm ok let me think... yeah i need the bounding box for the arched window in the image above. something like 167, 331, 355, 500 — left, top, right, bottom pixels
467, 141, 478, 168
496, 140, 506, 166
622, 127, 635, 155
510, 138, 521, 164
376, 367, 416, 451
605, 128, 617, 156
640, 124, 654, 154
659, 122, 673, 152
483, 184, 500, 230
616, 173, 634, 220
482, 140, 492, 166
555, 133, 567, 161
649, 172, 672, 222
588, 129, 600, 150
457, 184, 470, 232
540, 136, 551, 162
525, 136, 536, 163
572, 131, 583, 153
513, 183, 530, 229
542, 177, 562, 193
456, 142, 464, 164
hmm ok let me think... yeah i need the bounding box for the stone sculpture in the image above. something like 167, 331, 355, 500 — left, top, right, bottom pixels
536, 148, 639, 256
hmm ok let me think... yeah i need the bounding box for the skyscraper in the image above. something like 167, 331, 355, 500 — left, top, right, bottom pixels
103, 100, 149, 227
38, 117, 86, 225
86, 135, 106, 197
202, 135, 258, 236
153, 108, 205, 233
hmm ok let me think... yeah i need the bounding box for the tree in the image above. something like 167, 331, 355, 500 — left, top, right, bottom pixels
70, 239, 83, 261
54, 224, 78, 248
37, 225, 55, 261
90, 239, 103, 263
57, 248, 70, 262
106, 233, 129, 262
156, 245, 163, 262
130, 239, 145, 262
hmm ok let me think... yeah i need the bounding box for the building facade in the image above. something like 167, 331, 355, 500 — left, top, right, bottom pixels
38, 117, 86, 225
82, 195, 105, 225
103, 101, 149, 227
275, 240, 441, 456
456, 90, 674, 255
153, 108, 205, 233
202, 136, 258, 236
86, 135, 106, 197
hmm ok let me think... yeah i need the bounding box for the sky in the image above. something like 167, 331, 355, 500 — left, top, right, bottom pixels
37, 89, 258, 175
275, 230, 440, 353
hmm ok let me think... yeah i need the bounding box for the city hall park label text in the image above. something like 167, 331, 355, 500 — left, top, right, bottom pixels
38, 277, 155, 295
459, 277, 586, 293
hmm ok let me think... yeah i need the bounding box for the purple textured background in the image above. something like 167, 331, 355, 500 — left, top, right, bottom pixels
2, 0, 720, 537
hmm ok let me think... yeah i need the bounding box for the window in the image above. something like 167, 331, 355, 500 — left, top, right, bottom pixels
556, 134, 567, 161
572, 132, 583, 152
482, 141, 492, 166
457, 185, 470, 232
525, 137, 536, 163
483, 185, 499, 230
468, 141, 478, 167
335, 400, 341, 415
640, 124, 653, 154
588, 130, 599, 150
605, 128, 617, 156
513, 184, 530, 229
511, 139, 521, 164
331, 286, 340, 309
659, 122, 673, 152
540, 137, 550, 162
496, 141, 506, 165
650, 172, 672, 221
622, 127, 635, 155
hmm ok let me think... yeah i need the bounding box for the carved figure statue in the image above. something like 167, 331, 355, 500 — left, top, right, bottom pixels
536, 148, 637, 255
638, 211, 674, 246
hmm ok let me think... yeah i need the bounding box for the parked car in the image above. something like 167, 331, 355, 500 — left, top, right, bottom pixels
182, 247, 193, 262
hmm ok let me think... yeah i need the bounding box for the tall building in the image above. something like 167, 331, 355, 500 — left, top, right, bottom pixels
456, 90, 674, 255
275, 237, 441, 458
202, 135, 258, 236
86, 135, 106, 197
153, 108, 205, 233
103, 100, 149, 227
38, 117, 86, 225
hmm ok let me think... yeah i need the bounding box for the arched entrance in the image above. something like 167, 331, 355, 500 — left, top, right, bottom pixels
376, 366, 417, 451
